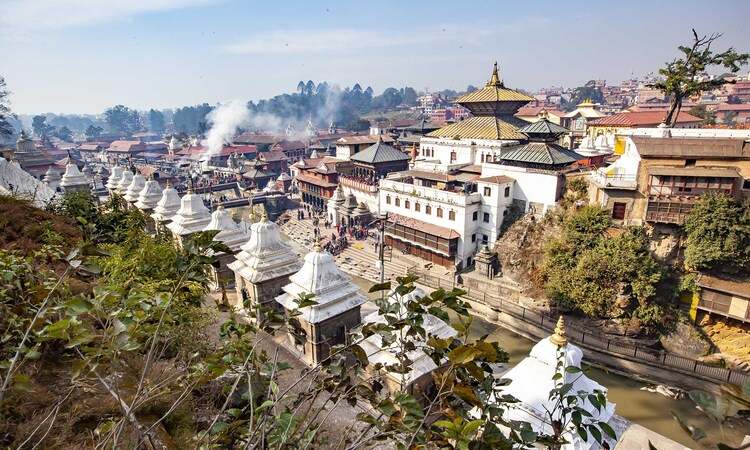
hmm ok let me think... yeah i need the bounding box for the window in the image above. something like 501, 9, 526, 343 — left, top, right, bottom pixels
483, 186, 491, 196
504, 186, 510, 197
744, 179, 750, 190
450, 151, 457, 163
404, 200, 410, 209
503, 209, 508, 216
482, 234, 489, 244
386, 195, 391, 205
395, 197, 400, 207
612, 202, 626, 220
471, 233, 476, 242
483, 212, 490, 223
686, 159, 696, 167
436, 207, 443, 218
425, 205, 432, 214
448, 210, 455, 221
415, 203, 421, 212
472, 211, 478, 221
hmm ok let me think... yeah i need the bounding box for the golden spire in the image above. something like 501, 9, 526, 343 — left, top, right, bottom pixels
486, 61, 503, 87
550, 315, 568, 347
313, 238, 322, 252
260, 209, 268, 221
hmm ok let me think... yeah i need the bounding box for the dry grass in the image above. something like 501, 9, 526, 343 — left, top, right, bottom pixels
0, 195, 82, 256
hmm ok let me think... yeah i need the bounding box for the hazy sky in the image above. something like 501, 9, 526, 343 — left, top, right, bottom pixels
2, 0, 749, 114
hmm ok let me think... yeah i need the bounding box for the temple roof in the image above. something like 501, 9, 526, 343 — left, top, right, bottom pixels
166, 190, 211, 236
498, 142, 583, 166
123, 173, 146, 202
454, 62, 534, 106
228, 214, 301, 284
204, 206, 248, 252
350, 138, 410, 164
426, 116, 527, 140
275, 244, 366, 324
134, 178, 163, 211
518, 117, 570, 138
151, 185, 181, 222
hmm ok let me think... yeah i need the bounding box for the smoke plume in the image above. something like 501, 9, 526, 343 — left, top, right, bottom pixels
202, 99, 250, 160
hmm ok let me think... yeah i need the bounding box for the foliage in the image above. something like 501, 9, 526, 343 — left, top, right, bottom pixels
561, 81, 605, 111
683, 193, 750, 275
0, 76, 13, 141
104, 104, 143, 136
173, 103, 213, 134
543, 207, 667, 331
31, 114, 54, 139
148, 108, 166, 134
688, 105, 717, 125
649, 29, 749, 127
84, 124, 103, 140
54, 125, 73, 142
48, 192, 144, 244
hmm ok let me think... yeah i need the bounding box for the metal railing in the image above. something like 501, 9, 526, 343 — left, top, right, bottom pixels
408, 267, 749, 388
590, 171, 638, 189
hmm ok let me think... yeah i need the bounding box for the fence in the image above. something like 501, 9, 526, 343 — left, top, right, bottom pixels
408, 267, 750, 388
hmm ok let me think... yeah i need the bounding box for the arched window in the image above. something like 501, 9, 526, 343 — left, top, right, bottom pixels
450, 151, 457, 163
415, 203, 421, 212
404, 200, 410, 209
504, 186, 511, 197
436, 207, 443, 218
386, 195, 391, 204
425, 205, 432, 215
395, 197, 400, 207
448, 210, 455, 221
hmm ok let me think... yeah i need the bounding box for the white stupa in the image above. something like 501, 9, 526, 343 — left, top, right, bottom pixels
115, 170, 133, 194
43, 166, 61, 190
497, 317, 617, 449
204, 206, 249, 252
168, 135, 182, 152
59, 161, 90, 192
228, 212, 301, 284
327, 184, 345, 226
359, 287, 457, 387
106, 165, 124, 191
166, 189, 211, 236
575, 136, 599, 157
277, 172, 291, 182
123, 172, 146, 203
134, 177, 163, 211
262, 179, 277, 193
276, 243, 367, 324
151, 184, 181, 224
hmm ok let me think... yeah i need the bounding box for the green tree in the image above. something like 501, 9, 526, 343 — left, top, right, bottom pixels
683, 193, 750, 275
688, 105, 717, 125
55, 125, 73, 142
0, 76, 13, 142
147, 109, 165, 134
84, 124, 103, 140
104, 105, 142, 136
31, 115, 53, 139
650, 29, 749, 127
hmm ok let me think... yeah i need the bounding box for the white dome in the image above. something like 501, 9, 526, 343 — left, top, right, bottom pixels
134, 179, 163, 211
123, 173, 146, 202
106, 165, 124, 190
166, 190, 211, 236
151, 185, 181, 222
228, 214, 301, 283
116, 170, 133, 193
204, 206, 248, 251
59, 163, 89, 189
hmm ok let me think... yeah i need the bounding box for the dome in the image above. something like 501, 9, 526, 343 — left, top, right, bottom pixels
275, 243, 366, 324
43, 166, 61, 182
151, 184, 181, 222
204, 206, 248, 251
59, 162, 90, 189
106, 165, 124, 190
166, 189, 212, 236
123, 173, 146, 202
116, 170, 134, 193
134, 178, 163, 211
228, 213, 301, 283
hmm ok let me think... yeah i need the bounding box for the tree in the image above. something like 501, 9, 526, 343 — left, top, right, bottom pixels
688, 105, 717, 125
0, 76, 14, 142
84, 124, 103, 140
649, 29, 749, 127
148, 109, 165, 134
54, 125, 73, 142
683, 193, 750, 275
104, 105, 142, 136
561, 83, 605, 111
722, 110, 739, 125
31, 115, 52, 138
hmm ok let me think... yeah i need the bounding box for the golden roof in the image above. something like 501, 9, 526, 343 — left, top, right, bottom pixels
426, 116, 526, 140
455, 62, 535, 104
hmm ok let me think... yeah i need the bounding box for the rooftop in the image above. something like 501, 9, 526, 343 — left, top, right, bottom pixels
454, 62, 535, 105
589, 111, 702, 127
427, 115, 527, 140
350, 139, 410, 164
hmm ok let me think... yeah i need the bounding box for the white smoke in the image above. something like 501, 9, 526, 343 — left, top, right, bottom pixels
202, 99, 251, 161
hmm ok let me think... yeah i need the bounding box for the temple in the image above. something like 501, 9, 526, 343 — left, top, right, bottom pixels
275, 243, 367, 365
228, 212, 302, 315
123, 172, 146, 204
59, 159, 91, 193
203, 206, 249, 287
150, 183, 181, 232
166, 189, 211, 245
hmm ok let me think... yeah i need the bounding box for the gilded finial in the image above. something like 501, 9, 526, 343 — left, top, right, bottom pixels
260, 209, 268, 221
550, 315, 568, 347
313, 239, 322, 252
487, 61, 503, 87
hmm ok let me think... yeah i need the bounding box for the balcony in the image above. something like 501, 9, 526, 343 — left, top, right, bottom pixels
590, 170, 637, 189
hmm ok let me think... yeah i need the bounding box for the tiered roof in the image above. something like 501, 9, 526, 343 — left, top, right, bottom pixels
350, 137, 410, 164
204, 206, 249, 252
166, 189, 211, 236
228, 214, 301, 283
275, 243, 366, 324
123, 173, 146, 202
134, 178, 163, 211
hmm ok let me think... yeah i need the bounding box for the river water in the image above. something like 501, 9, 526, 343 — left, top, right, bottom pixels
350, 275, 746, 449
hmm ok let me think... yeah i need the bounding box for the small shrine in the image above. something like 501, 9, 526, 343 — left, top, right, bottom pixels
166, 189, 211, 245
359, 286, 456, 395
123, 172, 146, 204
115, 170, 133, 194
59, 161, 90, 193
150, 184, 181, 232
498, 317, 618, 449
326, 184, 345, 226
203, 206, 249, 288
337, 192, 358, 226
474, 245, 499, 279
106, 165, 124, 192
275, 243, 366, 365
134, 177, 163, 212
43, 166, 61, 191
228, 212, 301, 315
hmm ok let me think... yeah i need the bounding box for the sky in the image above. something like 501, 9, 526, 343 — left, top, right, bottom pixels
2, 0, 749, 115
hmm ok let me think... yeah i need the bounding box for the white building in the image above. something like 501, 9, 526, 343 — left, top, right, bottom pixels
166, 189, 211, 242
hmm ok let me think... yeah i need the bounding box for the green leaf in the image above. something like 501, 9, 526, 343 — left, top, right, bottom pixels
463, 419, 483, 435
448, 345, 478, 364
598, 421, 616, 440
65, 298, 93, 315
368, 282, 391, 293
210, 420, 229, 435
589, 424, 602, 443
351, 344, 369, 367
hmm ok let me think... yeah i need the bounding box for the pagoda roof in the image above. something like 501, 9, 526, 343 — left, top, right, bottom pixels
228, 215, 301, 284
518, 118, 569, 137
350, 139, 410, 164
454, 62, 534, 105
499, 142, 583, 166
427, 116, 527, 140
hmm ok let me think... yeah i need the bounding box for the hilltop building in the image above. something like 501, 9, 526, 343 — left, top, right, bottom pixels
228, 213, 302, 315
275, 243, 367, 365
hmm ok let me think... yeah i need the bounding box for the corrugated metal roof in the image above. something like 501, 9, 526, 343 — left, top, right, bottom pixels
518, 118, 569, 136
351, 141, 410, 164
427, 116, 526, 140
499, 142, 583, 165
455, 85, 535, 103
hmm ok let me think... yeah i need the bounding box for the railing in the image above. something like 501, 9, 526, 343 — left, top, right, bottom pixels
408, 267, 750, 388
590, 170, 637, 189
339, 176, 379, 193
